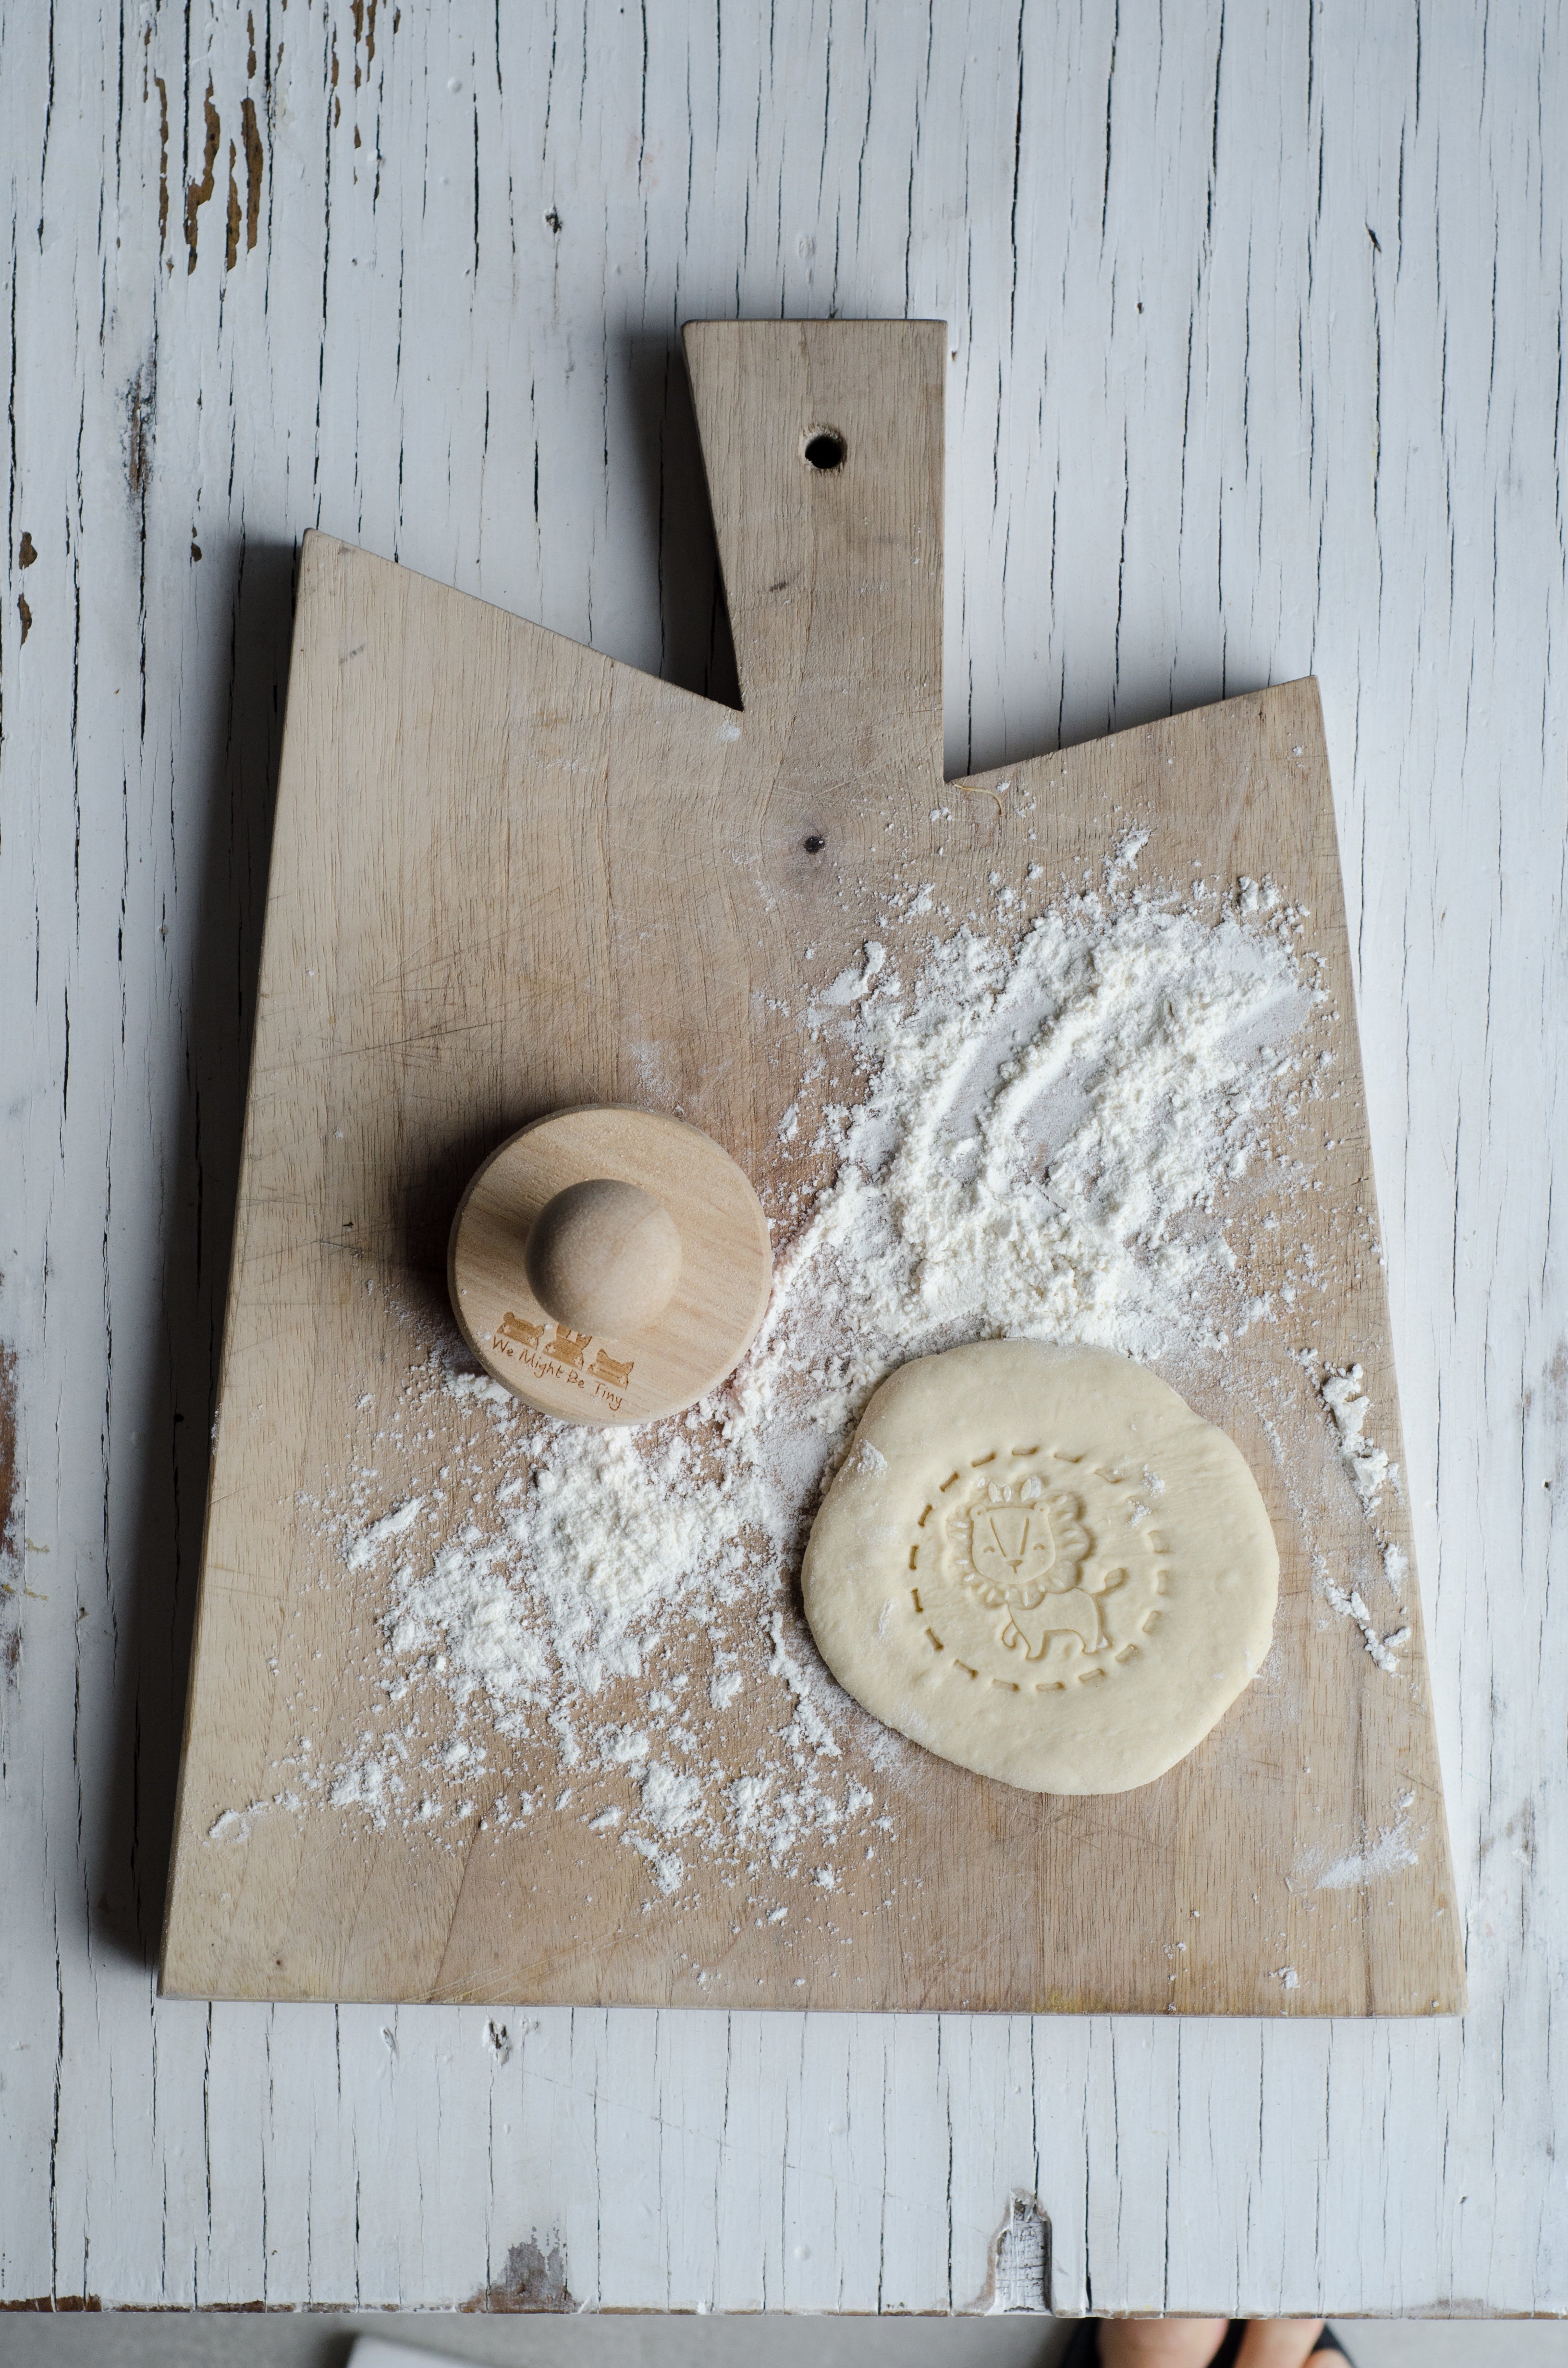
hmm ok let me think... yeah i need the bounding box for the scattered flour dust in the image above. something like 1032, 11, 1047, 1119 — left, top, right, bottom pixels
1300, 1363, 1408, 1668
232, 844, 1411, 1908
344, 1495, 424, 1571
1319, 1364, 1395, 1512
1294, 1792, 1421, 1892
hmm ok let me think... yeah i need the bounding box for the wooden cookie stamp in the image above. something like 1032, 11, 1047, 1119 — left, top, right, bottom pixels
448, 1106, 772, 1425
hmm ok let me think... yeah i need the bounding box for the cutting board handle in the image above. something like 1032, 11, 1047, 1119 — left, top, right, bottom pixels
683, 320, 946, 785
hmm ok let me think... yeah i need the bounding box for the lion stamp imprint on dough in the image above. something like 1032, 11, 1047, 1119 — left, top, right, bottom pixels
931, 1461, 1162, 1677
804, 1339, 1279, 1795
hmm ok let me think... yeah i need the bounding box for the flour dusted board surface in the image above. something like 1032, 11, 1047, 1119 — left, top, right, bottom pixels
160, 321, 1461, 2014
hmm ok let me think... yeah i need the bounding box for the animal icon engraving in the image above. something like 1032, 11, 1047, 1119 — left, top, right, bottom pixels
495, 1311, 544, 1353
945, 1476, 1125, 1661
544, 1324, 591, 1369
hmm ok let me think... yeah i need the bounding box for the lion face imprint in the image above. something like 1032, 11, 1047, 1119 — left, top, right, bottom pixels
944, 1477, 1126, 1661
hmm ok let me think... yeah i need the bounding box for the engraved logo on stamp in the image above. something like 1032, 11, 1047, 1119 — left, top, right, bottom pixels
491, 1312, 635, 1408
906, 1446, 1169, 1691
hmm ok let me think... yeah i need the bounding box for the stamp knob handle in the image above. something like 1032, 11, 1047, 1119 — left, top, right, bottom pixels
525, 1176, 683, 1337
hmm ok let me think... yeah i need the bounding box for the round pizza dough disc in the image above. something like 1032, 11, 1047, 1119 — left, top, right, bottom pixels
801, 1339, 1279, 1794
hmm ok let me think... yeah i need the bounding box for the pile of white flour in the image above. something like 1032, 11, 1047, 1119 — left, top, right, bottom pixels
258, 857, 1406, 1899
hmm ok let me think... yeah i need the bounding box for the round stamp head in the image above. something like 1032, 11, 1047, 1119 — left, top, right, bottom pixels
449, 1107, 772, 1427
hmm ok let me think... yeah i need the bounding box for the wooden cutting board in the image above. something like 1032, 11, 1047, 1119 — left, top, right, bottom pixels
160, 320, 1464, 2014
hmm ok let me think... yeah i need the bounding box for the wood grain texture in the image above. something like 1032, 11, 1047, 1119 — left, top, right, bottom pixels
1, 0, 1563, 2316
158, 322, 1462, 2021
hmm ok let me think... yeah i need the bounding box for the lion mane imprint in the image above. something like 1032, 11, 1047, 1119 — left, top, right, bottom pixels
943, 1477, 1126, 1660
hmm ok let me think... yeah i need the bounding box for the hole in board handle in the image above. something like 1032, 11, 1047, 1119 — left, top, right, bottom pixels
802, 427, 846, 471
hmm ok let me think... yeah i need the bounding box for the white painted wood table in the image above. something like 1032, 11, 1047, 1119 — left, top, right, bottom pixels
1, 0, 1564, 2320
